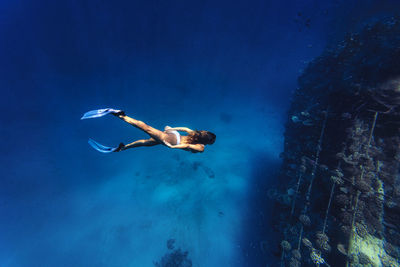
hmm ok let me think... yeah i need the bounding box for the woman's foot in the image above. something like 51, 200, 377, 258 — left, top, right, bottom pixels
112, 110, 126, 117
115, 142, 125, 152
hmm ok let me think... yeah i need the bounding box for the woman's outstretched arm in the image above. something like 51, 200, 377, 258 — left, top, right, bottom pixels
166, 127, 193, 133
164, 143, 204, 152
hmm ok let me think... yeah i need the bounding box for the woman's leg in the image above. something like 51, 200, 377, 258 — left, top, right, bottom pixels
113, 113, 167, 142
117, 138, 160, 151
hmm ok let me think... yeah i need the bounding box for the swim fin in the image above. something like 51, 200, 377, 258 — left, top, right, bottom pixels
81, 108, 123, 120
88, 138, 118, 153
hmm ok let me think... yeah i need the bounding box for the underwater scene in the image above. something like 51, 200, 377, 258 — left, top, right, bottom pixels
1, 0, 400, 266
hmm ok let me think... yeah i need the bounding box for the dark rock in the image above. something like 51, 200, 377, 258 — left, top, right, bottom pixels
274, 16, 400, 266
335, 194, 349, 206
167, 239, 175, 250
154, 248, 192, 267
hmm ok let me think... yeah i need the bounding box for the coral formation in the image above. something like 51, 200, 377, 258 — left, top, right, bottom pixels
281, 240, 292, 251
292, 249, 302, 260
273, 16, 400, 266
154, 239, 192, 267
299, 214, 311, 227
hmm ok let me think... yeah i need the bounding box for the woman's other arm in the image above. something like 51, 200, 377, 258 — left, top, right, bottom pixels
163, 142, 204, 152
167, 127, 193, 133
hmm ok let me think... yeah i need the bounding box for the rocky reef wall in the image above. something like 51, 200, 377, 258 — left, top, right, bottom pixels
275, 17, 400, 267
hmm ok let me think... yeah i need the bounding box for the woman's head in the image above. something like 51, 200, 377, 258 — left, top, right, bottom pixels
188, 130, 216, 145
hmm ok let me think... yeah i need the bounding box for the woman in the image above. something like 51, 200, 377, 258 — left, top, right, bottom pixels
81, 108, 216, 153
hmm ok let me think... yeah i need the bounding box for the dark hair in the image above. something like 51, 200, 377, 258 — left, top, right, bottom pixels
187, 130, 216, 145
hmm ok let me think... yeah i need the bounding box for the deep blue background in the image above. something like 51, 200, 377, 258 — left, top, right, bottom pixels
1, 0, 400, 266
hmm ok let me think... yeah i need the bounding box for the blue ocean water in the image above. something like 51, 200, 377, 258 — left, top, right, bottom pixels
1, 0, 399, 266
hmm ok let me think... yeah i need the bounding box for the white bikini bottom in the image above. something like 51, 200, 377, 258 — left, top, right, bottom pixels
165, 129, 181, 145
171, 130, 181, 145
